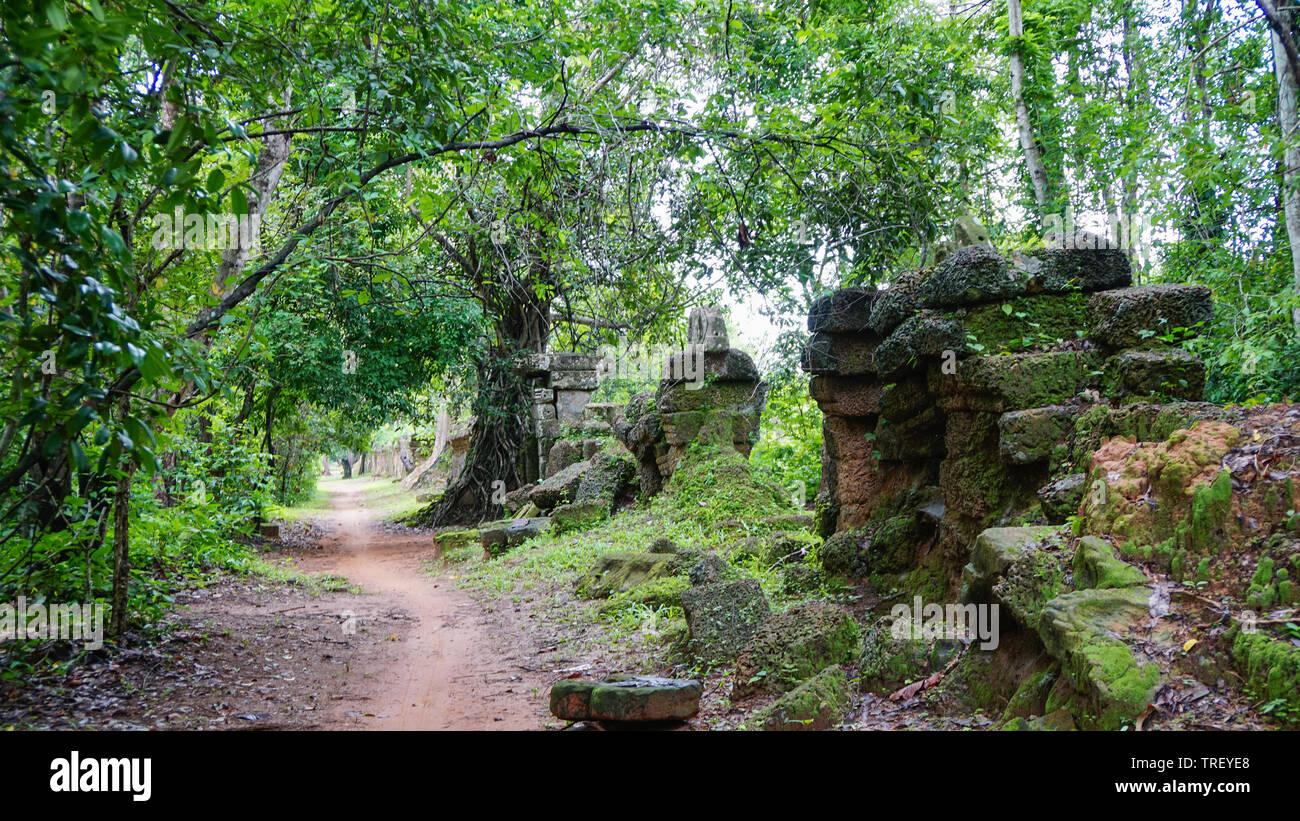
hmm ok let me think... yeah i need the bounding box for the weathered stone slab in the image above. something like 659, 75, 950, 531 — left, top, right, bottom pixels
688, 305, 730, 352
550, 353, 603, 371
480, 517, 550, 557
549, 675, 702, 722
732, 602, 860, 697
998, 405, 1076, 465
554, 389, 590, 424
577, 551, 678, 598
680, 578, 770, 662
1088, 283, 1213, 348
808, 287, 878, 333
550, 370, 599, 391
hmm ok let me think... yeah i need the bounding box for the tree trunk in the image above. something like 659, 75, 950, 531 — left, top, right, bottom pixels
412, 348, 532, 527
1264, 0, 1300, 335
110, 395, 134, 638
1008, 0, 1051, 216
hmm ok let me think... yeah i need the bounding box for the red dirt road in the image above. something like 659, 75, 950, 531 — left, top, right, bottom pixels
305, 484, 544, 730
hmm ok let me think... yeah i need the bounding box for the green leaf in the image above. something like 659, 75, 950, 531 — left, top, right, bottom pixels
44, 1, 68, 30
69, 439, 88, 472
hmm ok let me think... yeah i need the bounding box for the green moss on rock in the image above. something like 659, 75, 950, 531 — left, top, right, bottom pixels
740, 665, 852, 731
733, 602, 861, 697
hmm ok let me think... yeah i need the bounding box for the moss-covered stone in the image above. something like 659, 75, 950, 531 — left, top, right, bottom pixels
959, 292, 1091, 353
858, 618, 964, 694
1000, 666, 1061, 721
819, 514, 928, 578
732, 602, 861, 697
551, 500, 608, 535
1088, 283, 1213, 348
960, 525, 1061, 603
1073, 536, 1148, 590
1230, 628, 1300, 720
1037, 586, 1160, 729
1082, 423, 1242, 567
577, 551, 679, 599
992, 538, 1070, 631
999, 406, 1077, 465
680, 578, 771, 662
1104, 349, 1206, 400
550, 675, 702, 722
598, 575, 690, 616
934, 350, 1102, 411
480, 517, 551, 557
656, 380, 769, 414
874, 311, 967, 381
999, 707, 1078, 731
741, 665, 852, 731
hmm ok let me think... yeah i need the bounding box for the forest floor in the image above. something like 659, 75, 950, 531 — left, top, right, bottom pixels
12, 474, 1256, 731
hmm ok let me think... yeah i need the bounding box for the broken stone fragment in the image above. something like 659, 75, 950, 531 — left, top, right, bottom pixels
680, 578, 770, 662
1087, 283, 1213, 348
480, 517, 550, 557
687, 305, 730, 352
741, 665, 851, 731
918, 244, 1019, 308
732, 601, 860, 698
549, 675, 702, 722
808, 287, 879, 333
577, 550, 679, 598
1037, 473, 1086, 524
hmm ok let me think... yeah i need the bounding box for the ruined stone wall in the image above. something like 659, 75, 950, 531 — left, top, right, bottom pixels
515, 352, 605, 482
616, 307, 767, 496
804, 234, 1213, 583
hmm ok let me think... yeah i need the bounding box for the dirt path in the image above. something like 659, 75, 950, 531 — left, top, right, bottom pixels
305, 483, 544, 730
